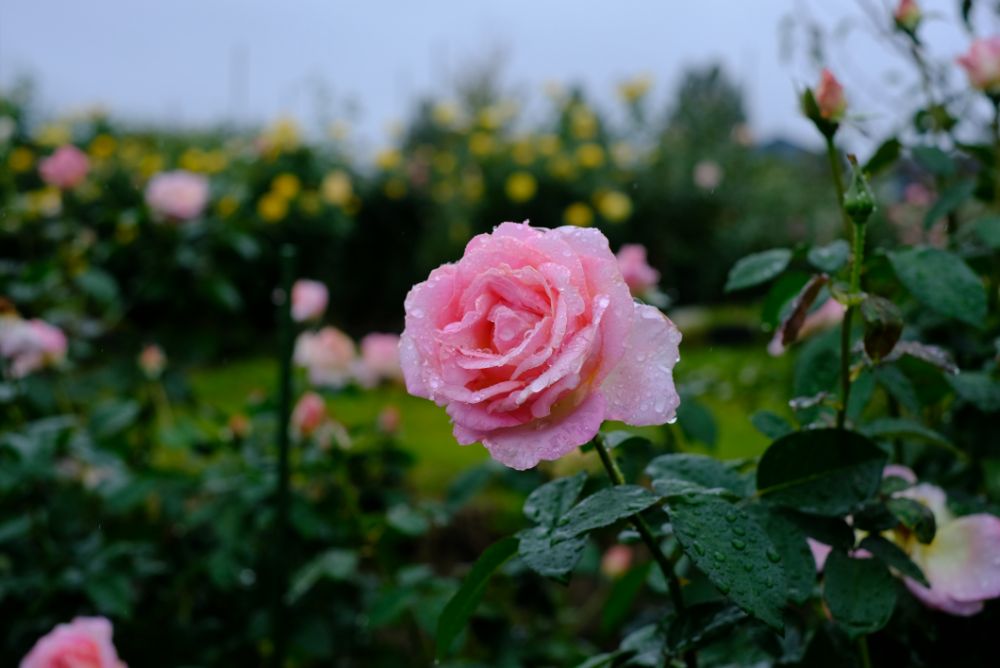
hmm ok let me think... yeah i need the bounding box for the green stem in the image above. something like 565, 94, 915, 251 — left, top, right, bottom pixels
837, 220, 866, 429
858, 635, 874, 668
592, 438, 696, 668
825, 136, 852, 238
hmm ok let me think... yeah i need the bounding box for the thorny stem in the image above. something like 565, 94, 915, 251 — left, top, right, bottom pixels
825, 136, 852, 238
592, 437, 696, 668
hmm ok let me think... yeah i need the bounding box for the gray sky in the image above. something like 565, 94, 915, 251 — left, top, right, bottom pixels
0, 0, 988, 155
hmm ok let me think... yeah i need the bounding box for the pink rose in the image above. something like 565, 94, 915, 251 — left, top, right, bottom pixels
20, 617, 126, 668
894, 0, 921, 32
615, 244, 660, 297
137, 344, 166, 379
692, 160, 723, 190
0, 317, 67, 378
145, 170, 209, 221
377, 404, 402, 434
400, 221, 681, 470
38, 145, 90, 189
357, 333, 403, 387
958, 37, 1000, 94
291, 279, 328, 322
815, 69, 847, 121
291, 391, 327, 438
601, 545, 634, 579
293, 326, 356, 389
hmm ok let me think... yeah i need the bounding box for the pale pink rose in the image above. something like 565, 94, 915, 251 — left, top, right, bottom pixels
38, 145, 90, 189
137, 344, 166, 379
145, 170, 209, 221
377, 404, 402, 434
816, 69, 847, 121
601, 545, 634, 579
20, 616, 126, 668
293, 326, 356, 389
768, 298, 846, 356
400, 221, 682, 470
808, 539, 833, 572
291, 391, 327, 438
692, 160, 723, 190
894, 0, 921, 31
357, 333, 403, 387
0, 317, 67, 378
958, 37, 1000, 94
291, 279, 328, 322
616, 244, 660, 297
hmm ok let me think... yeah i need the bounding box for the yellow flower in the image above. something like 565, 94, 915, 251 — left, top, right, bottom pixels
321, 170, 353, 206
216, 195, 239, 218
139, 154, 164, 179
468, 132, 494, 157
299, 191, 321, 216
564, 202, 594, 227
538, 134, 560, 157
617, 75, 652, 104
384, 177, 407, 199
505, 171, 537, 203
375, 149, 402, 171
263, 117, 301, 153
271, 173, 301, 200
88, 134, 117, 160
576, 143, 605, 169
511, 138, 535, 165
612, 142, 635, 167
27, 187, 62, 218
179, 148, 204, 172
477, 106, 502, 131
432, 102, 459, 127
570, 106, 597, 140
202, 150, 228, 173
8, 147, 34, 172
36, 123, 71, 147
258, 192, 289, 222
548, 155, 576, 181
596, 190, 633, 223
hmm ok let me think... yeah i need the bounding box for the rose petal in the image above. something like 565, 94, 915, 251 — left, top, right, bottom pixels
909, 514, 1000, 609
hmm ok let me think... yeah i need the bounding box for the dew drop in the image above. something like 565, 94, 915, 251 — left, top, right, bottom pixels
766, 548, 782, 563
731, 539, 746, 551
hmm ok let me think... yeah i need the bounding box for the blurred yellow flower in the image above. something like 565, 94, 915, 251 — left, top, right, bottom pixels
321, 170, 353, 206
271, 173, 301, 200
618, 75, 652, 104
570, 107, 597, 140
179, 148, 204, 172
384, 177, 407, 199
576, 143, 605, 169
263, 117, 301, 153
505, 171, 537, 203
612, 142, 636, 167
299, 191, 321, 216
477, 106, 502, 131
202, 150, 228, 173
538, 134, 560, 157
88, 134, 117, 160
564, 202, 594, 227
433, 151, 457, 174
139, 154, 164, 179
258, 192, 289, 222
511, 139, 535, 165
547, 155, 576, 181
596, 190, 633, 223
9, 147, 34, 172
36, 123, 72, 147
375, 149, 402, 171
432, 102, 459, 127
216, 195, 239, 218
468, 132, 494, 157
27, 187, 62, 218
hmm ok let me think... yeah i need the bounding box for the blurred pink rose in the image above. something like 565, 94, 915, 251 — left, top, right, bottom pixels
291, 279, 328, 322
357, 333, 403, 387
145, 170, 209, 221
291, 391, 327, 438
0, 317, 67, 378
768, 297, 845, 356
293, 326, 356, 389
38, 145, 90, 189
400, 221, 681, 470
692, 160, 723, 190
601, 545, 634, 578
816, 69, 847, 121
958, 37, 1000, 93
894, 0, 921, 31
378, 404, 402, 434
20, 616, 126, 668
615, 244, 660, 297
138, 344, 166, 379
904, 182, 932, 207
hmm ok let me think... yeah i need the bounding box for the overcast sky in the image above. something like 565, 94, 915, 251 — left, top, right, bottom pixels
0, 0, 991, 155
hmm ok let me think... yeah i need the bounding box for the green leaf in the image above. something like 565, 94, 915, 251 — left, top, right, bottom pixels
75, 268, 120, 305
923, 181, 975, 230
859, 535, 929, 587
788, 514, 856, 551
517, 526, 587, 578
874, 366, 920, 414
823, 551, 897, 637
793, 328, 841, 399
89, 400, 141, 439
84, 573, 133, 617
750, 507, 817, 605
206, 277, 243, 311
750, 411, 794, 440
556, 485, 658, 538
860, 417, 959, 454
599, 430, 650, 451
948, 372, 1000, 412
676, 399, 718, 449
523, 472, 586, 527
886, 497, 936, 544
911, 145, 955, 177
756, 429, 887, 516
807, 240, 851, 273
601, 561, 652, 633
974, 215, 1000, 249
386, 505, 430, 535
436, 536, 518, 659
287, 549, 358, 604
667, 492, 786, 629
646, 453, 748, 497
761, 271, 810, 330
667, 602, 747, 653
724, 248, 793, 292
889, 247, 986, 327
864, 137, 901, 175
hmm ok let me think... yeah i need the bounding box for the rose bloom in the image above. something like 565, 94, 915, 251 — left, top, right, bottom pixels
291, 279, 328, 322
958, 37, 1000, 94
138, 343, 166, 379
601, 544, 634, 579
616, 244, 660, 297
291, 391, 327, 438
815, 69, 847, 121
357, 333, 403, 387
20, 616, 126, 668
894, 0, 921, 32
293, 326, 357, 389
400, 221, 681, 470
38, 145, 90, 189
145, 170, 209, 221
0, 317, 67, 378
692, 160, 723, 190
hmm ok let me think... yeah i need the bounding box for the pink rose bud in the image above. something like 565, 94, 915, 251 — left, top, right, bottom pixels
958, 37, 1000, 94
291, 279, 329, 322
293, 326, 357, 389
767, 298, 845, 356
38, 145, 90, 189
400, 221, 682, 470
615, 244, 660, 297
20, 616, 126, 668
291, 391, 327, 438
894, 0, 921, 32
137, 344, 166, 379
145, 170, 210, 221
377, 404, 402, 434
601, 544, 634, 579
357, 333, 403, 387
815, 69, 847, 121
0, 317, 67, 378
